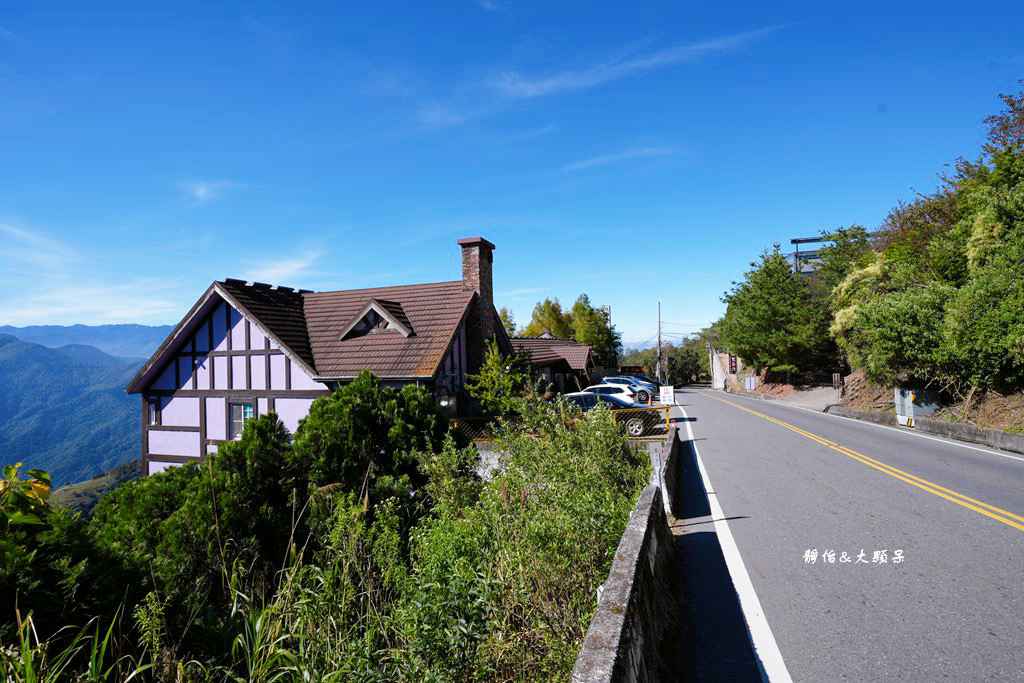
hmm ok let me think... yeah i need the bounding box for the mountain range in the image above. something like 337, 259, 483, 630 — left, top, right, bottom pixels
0, 324, 172, 359
0, 325, 171, 486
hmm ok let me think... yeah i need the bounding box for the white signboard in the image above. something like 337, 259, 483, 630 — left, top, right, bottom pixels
659, 386, 675, 405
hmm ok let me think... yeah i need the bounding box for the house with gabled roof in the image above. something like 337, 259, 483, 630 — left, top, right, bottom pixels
511, 332, 595, 394
127, 237, 510, 476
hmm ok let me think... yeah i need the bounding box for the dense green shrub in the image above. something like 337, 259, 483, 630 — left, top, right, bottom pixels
5, 363, 650, 681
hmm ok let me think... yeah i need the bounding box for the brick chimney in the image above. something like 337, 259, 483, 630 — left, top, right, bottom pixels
458, 237, 496, 372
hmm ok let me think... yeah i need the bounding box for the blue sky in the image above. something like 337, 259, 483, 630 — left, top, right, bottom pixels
1, 1, 1022, 345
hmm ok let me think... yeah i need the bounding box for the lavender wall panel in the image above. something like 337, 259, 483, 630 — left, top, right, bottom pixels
160, 396, 200, 427
270, 354, 287, 390
276, 398, 314, 434
178, 358, 193, 390
290, 363, 328, 390
232, 356, 248, 390
153, 362, 176, 390
214, 356, 228, 390
230, 307, 245, 350
195, 355, 210, 390
258, 397, 269, 416
148, 430, 201, 457
195, 320, 210, 352
250, 324, 267, 349
250, 356, 266, 389
206, 398, 226, 440
148, 461, 183, 476
213, 301, 229, 351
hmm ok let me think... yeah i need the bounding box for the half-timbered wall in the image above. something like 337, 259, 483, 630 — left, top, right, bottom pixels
142, 298, 330, 476
436, 319, 468, 397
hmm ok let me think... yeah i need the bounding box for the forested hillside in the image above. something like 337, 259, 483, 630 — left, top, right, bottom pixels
719, 81, 1024, 409
0, 335, 141, 485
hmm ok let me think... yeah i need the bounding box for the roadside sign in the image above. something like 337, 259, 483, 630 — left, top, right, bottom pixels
659, 386, 674, 405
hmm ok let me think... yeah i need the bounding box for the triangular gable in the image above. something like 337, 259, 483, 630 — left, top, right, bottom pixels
126, 281, 319, 393
338, 299, 414, 340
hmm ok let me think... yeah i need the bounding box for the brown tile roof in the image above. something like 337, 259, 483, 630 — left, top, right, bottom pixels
303, 281, 474, 378
551, 344, 593, 370
219, 279, 315, 368
375, 299, 413, 333
511, 336, 594, 370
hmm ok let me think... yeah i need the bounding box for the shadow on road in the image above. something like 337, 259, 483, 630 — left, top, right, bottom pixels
671, 431, 762, 682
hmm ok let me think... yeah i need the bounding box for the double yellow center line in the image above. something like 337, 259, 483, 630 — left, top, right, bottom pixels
705, 394, 1024, 533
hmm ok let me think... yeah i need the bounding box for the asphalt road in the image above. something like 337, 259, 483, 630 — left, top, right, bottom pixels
673, 387, 1024, 682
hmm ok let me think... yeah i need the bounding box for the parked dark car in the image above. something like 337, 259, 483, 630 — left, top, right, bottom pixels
562, 391, 651, 436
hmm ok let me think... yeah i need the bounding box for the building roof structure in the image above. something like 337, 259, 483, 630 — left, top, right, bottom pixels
511, 336, 595, 371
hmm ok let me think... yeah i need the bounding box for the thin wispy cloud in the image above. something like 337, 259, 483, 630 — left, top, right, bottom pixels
477, 0, 506, 11
2, 278, 181, 325
180, 179, 242, 203
471, 123, 558, 145
500, 123, 557, 143
0, 222, 76, 269
562, 146, 677, 173
244, 250, 322, 284
0, 25, 14, 40
417, 103, 467, 127
359, 66, 419, 97
0, 222, 186, 325
489, 25, 785, 98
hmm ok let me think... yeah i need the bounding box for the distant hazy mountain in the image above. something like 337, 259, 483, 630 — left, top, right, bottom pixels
0, 334, 142, 486
0, 323, 172, 359
53, 343, 144, 366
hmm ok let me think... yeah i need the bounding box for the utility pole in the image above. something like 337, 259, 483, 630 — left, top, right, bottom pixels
656, 302, 662, 383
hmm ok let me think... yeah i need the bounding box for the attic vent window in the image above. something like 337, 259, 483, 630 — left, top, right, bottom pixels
339, 299, 414, 340
352, 309, 389, 336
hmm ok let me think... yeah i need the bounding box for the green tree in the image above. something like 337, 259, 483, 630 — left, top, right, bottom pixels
720, 246, 828, 373
290, 371, 447, 500
570, 294, 622, 367
521, 298, 573, 338
2, 464, 137, 643
465, 338, 533, 415
520, 294, 622, 366
832, 82, 1024, 394
498, 307, 517, 337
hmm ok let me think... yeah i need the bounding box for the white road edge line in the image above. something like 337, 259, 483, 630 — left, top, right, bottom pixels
700, 388, 1024, 465
679, 404, 793, 683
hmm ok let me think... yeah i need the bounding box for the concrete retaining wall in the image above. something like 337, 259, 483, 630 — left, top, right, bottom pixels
914, 415, 1024, 454
825, 404, 897, 426
572, 484, 678, 683
825, 405, 1024, 455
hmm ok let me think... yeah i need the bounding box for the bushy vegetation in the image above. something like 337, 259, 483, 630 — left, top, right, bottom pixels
719, 81, 1024, 401
2, 370, 648, 681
